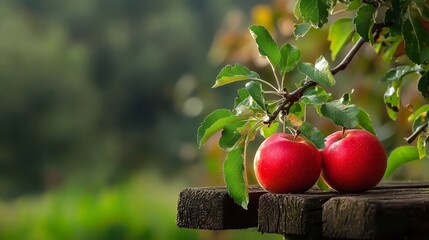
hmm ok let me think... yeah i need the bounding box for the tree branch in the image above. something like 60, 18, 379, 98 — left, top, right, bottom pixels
265, 36, 368, 125
263, 20, 389, 126
331, 37, 366, 75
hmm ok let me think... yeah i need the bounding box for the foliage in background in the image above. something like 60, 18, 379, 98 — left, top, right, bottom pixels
0, 0, 264, 197
0, 172, 281, 240
0, 0, 285, 239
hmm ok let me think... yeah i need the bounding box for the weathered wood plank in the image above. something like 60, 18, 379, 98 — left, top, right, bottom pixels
375, 181, 429, 189
257, 191, 337, 240
177, 182, 429, 238
257, 183, 429, 239
176, 185, 266, 230
322, 188, 429, 239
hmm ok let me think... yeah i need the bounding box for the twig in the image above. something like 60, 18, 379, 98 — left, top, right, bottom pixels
249, 78, 278, 91
330, 23, 384, 74
331, 37, 366, 75
405, 122, 429, 144
264, 91, 284, 96
268, 61, 281, 90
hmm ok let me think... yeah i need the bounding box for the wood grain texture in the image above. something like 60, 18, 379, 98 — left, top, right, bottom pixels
323, 187, 429, 239
176, 185, 266, 230
257, 191, 336, 239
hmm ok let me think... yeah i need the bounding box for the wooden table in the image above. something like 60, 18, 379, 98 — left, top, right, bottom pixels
176, 182, 429, 239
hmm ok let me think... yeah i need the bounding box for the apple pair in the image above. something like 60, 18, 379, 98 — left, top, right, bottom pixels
254, 129, 387, 193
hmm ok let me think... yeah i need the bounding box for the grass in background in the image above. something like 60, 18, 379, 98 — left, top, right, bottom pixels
0, 172, 281, 240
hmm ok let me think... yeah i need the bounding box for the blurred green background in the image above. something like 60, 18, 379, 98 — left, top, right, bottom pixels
0, 0, 427, 239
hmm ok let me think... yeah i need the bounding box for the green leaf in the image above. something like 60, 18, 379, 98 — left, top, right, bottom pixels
279, 44, 301, 74
417, 135, 428, 159
237, 121, 257, 135
320, 100, 360, 128
354, 4, 376, 42
418, 71, 429, 100
317, 177, 330, 191
380, 65, 422, 83
220, 121, 246, 151
197, 109, 244, 147
339, 92, 352, 105
234, 88, 251, 107
299, 0, 330, 28
412, 111, 429, 132
283, 115, 325, 149
408, 104, 429, 122
346, 0, 362, 11
357, 107, 376, 134
402, 16, 429, 65
352, 32, 361, 43
260, 122, 280, 138
385, 0, 406, 36
315, 56, 336, 83
266, 100, 280, 114
374, 41, 382, 54
414, 0, 429, 21
223, 147, 248, 209
297, 56, 336, 87
197, 109, 232, 146
384, 81, 401, 121
248, 25, 280, 65
238, 121, 260, 144
384, 146, 419, 179
214, 64, 260, 88
294, 23, 312, 38
234, 88, 262, 116
245, 81, 266, 111
298, 121, 326, 149
328, 18, 354, 60
293, 0, 303, 20
301, 86, 332, 105
289, 102, 305, 118
382, 36, 403, 61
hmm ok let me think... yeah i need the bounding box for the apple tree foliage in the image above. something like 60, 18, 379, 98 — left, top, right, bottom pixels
197, 0, 429, 209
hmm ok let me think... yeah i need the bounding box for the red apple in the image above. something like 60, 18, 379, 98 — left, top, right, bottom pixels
254, 133, 322, 193
321, 129, 387, 193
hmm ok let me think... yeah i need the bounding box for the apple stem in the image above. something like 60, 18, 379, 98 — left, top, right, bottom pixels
303, 104, 307, 122
342, 127, 346, 138
282, 113, 286, 133
293, 129, 301, 141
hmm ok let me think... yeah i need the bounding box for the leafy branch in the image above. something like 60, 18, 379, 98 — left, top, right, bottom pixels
266, 21, 388, 125
198, 0, 429, 208
265, 35, 369, 126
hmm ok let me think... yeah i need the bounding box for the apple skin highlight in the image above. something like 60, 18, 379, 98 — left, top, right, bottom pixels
254, 133, 322, 193
321, 129, 387, 193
